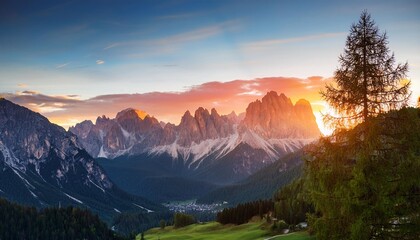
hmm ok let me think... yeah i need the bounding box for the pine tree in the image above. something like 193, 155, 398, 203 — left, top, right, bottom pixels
305, 11, 419, 240
322, 10, 410, 129
159, 219, 166, 230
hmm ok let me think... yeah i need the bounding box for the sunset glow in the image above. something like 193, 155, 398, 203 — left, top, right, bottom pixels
1, 0, 419, 135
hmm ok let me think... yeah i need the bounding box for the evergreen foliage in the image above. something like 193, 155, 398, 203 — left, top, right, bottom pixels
173, 213, 196, 228
160, 219, 166, 229
273, 179, 313, 225
322, 11, 410, 129
305, 11, 418, 239
305, 108, 420, 239
0, 198, 124, 240
216, 199, 273, 225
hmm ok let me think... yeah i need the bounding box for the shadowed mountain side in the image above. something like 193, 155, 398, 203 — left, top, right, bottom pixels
96, 154, 219, 203
196, 151, 304, 206
0, 98, 165, 225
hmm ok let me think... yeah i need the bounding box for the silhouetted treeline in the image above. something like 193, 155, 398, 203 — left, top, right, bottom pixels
0, 198, 124, 240
216, 199, 273, 225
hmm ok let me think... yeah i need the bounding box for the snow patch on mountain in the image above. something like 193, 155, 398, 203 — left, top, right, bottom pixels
0, 141, 26, 172
89, 178, 106, 193
269, 138, 313, 152
98, 146, 108, 158
149, 135, 242, 168
240, 130, 278, 159
64, 193, 83, 204
98, 145, 134, 159
12, 168, 35, 189
29, 190, 38, 199
132, 203, 154, 213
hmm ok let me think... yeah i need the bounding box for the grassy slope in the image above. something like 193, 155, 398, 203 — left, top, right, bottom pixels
140, 221, 314, 240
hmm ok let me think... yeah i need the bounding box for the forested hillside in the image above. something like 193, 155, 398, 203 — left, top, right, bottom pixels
0, 198, 125, 240
197, 151, 303, 205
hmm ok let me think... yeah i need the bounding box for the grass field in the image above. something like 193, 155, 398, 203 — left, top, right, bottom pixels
139, 221, 314, 240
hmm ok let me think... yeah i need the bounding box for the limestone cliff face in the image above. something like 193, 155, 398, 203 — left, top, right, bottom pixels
243, 91, 320, 139
174, 108, 236, 146
70, 91, 320, 181
70, 108, 163, 158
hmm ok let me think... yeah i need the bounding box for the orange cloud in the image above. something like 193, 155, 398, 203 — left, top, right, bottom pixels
2, 76, 331, 129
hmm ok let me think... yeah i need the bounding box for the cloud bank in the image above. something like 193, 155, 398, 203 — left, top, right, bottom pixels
1, 76, 330, 129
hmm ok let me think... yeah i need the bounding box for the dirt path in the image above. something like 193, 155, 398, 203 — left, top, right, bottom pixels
264, 232, 296, 240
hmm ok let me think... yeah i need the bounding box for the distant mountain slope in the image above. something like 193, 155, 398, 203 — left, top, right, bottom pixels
71, 91, 320, 187
96, 154, 219, 203
0, 98, 164, 223
196, 151, 304, 205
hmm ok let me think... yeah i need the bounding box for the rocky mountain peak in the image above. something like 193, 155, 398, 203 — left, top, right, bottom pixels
210, 108, 219, 117
225, 111, 241, 124
69, 120, 93, 139
70, 92, 320, 162
295, 98, 311, 106
181, 110, 193, 120
116, 108, 148, 120
95, 115, 110, 125
194, 107, 210, 118
0, 98, 111, 189
294, 99, 313, 116
243, 91, 320, 138
0, 99, 162, 219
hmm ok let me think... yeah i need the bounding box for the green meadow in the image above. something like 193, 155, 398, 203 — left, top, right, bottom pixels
139, 221, 314, 240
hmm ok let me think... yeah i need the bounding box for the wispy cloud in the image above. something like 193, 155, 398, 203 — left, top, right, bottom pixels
103, 20, 240, 52
243, 32, 346, 51
96, 60, 105, 65
56, 62, 70, 69
104, 43, 121, 50
157, 12, 203, 20
17, 83, 28, 88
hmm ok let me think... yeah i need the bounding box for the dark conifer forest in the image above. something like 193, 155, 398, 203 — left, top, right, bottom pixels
0, 198, 125, 240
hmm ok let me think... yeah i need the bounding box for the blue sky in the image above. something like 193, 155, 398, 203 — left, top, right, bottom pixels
1, 0, 419, 130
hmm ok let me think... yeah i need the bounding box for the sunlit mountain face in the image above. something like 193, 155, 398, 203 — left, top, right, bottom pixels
34, 90, 318, 204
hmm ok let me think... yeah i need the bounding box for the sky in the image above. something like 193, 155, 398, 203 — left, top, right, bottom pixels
1, 0, 419, 134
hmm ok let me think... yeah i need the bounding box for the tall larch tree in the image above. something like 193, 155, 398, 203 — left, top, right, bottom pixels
322, 10, 410, 129
305, 11, 419, 240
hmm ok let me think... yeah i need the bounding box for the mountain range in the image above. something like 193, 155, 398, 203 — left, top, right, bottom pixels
0, 91, 320, 222
0, 98, 164, 224
70, 91, 320, 201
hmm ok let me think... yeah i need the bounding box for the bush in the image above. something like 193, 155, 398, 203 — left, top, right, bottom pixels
173, 213, 195, 228
277, 220, 288, 230
159, 219, 166, 229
